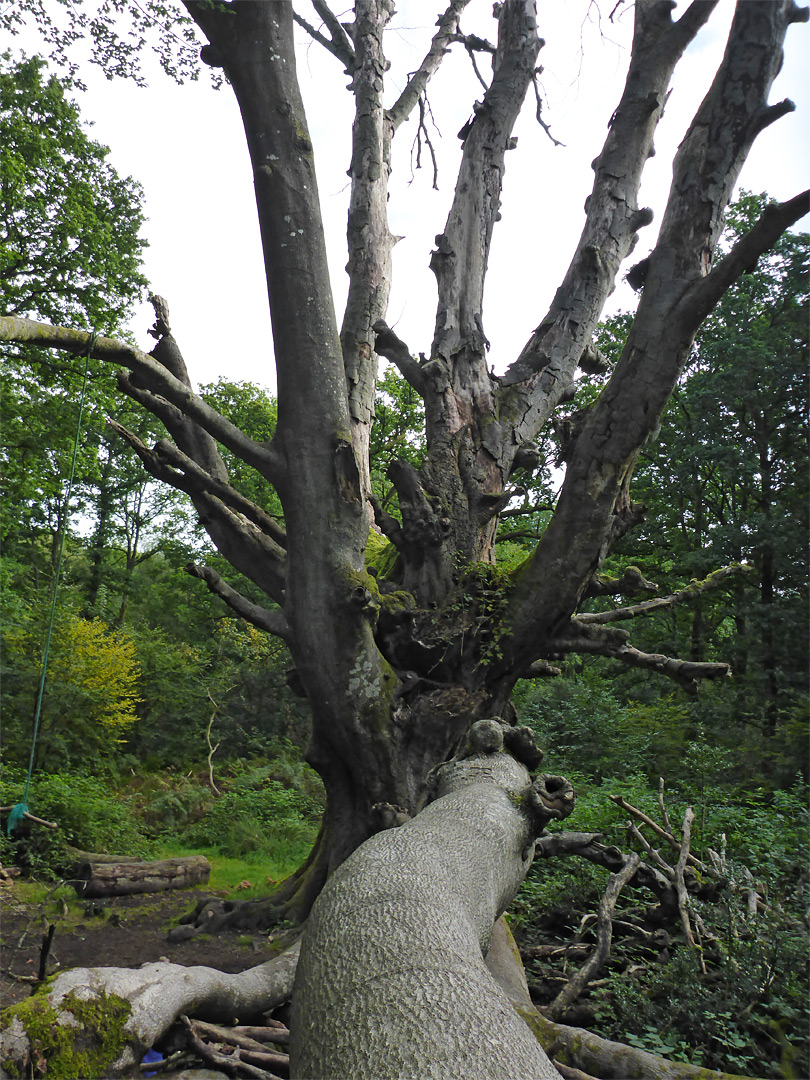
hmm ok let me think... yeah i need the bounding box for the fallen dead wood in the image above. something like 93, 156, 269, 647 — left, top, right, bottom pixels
181, 1014, 286, 1079
486, 919, 755, 1080
546, 852, 641, 1021
0, 943, 301, 1077
74, 855, 210, 897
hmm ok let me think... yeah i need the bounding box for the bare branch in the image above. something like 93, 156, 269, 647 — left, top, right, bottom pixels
579, 562, 753, 623
0, 808, 58, 829
678, 190, 810, 327
293, 2, 355, 71
499, 0, 715, 396
108, 421, 287, 550
674, 806, 705, 972
372, 319, 426, 394
547, 851, 640, 1020
107, 422, 287, 603
387, 0, 472, 132
431, 1, 541, 363
531, 71, 564, 147
607, 795, 708, 873
186, 564, 290, 642
0, 317, 283, 485
312, 0, 356, 67
553, 631, 731, 694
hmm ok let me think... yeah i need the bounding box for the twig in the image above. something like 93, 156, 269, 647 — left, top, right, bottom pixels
532, 72, 564, 147
626, 822, 673, 876
180, 1016, 285, 1079
547, 852, 641, 1020
608, 795, 708, 872
35, 924, 56, 988
191, 1019, 290, 1051
232, 1025, 291, 1047
204, 689, 225, 796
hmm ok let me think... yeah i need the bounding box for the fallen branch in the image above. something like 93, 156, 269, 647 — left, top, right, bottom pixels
486, 919, 756, 1080
607, 795, 708, 872
673, 807, 705, 972
182, 1016, 289, 1078
546, 852, 641, 1020
181, 1015, 282, 1079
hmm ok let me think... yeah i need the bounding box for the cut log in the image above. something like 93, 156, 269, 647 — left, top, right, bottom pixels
74, 856, 210, 898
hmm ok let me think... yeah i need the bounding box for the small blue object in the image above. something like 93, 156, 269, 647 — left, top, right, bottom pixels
6, 803, 28, 835
142, 1049, 163, 1076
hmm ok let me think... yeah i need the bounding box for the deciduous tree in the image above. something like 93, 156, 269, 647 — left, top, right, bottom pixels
0, 2, 807, 1077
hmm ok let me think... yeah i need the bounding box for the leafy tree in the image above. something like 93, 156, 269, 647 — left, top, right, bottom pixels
0, 50, 150, 557
1, 4, 808, 1079
2, 606, 142, 769
583, 196, 809, 778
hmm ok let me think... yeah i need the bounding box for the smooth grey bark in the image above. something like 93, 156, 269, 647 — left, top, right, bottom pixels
0, 945, 300, 1079
290, 729, 573, 1080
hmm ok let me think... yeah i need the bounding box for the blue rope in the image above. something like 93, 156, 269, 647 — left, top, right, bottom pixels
8, 332, 96, 834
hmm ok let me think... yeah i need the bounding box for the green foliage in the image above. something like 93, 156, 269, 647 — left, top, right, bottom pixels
547, 195, 809, 787
198, 380, 282, 522
0, 53, 147, 328
370, 365, 425, 519
182, 767, 319, 860
0, 769, 153, 878
512, 774, 809, 1078
2, 604, 143, 771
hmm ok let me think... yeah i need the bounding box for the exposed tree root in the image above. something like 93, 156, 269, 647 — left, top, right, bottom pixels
0, 944, 299, 1079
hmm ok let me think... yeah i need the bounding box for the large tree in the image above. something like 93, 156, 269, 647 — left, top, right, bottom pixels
1, 2, 808, 1077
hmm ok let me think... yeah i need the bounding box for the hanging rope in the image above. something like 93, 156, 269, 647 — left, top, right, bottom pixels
7, 331, 97, 835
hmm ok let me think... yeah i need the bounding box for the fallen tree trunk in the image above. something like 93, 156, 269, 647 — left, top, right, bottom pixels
74, 855, 210, 898
290, 723, 574, 1080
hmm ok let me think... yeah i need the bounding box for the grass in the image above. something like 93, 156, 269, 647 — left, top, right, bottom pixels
152, 844, 300, 900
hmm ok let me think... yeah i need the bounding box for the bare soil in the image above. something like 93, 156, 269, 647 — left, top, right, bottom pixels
0, 882, 281, 1011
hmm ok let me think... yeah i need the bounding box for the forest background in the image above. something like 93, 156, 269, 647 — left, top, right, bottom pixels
0, 28, 807, 1080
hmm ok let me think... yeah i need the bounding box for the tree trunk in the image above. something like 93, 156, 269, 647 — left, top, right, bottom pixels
290, 735, 570, 1080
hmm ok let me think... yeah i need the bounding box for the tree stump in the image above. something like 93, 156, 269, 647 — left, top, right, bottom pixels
74, 855, 210, 898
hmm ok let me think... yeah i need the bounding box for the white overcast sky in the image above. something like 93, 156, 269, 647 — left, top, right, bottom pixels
12, 0, 810, 392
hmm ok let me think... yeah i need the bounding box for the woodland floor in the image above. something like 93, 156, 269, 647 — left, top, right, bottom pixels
0, 883, 280, 1011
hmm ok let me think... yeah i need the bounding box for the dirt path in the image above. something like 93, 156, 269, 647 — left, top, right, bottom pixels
0, 883, 281, 1010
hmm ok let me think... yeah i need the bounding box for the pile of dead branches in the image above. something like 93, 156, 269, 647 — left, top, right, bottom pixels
523, 778, 771, 1025
141, 1017, 289, 1079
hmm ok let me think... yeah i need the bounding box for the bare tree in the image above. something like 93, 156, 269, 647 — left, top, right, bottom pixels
1, 2, 807, 1077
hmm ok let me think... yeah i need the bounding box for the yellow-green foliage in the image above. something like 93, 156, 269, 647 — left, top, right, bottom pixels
5, 612, 142, 738
1, 990, 132, 1079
